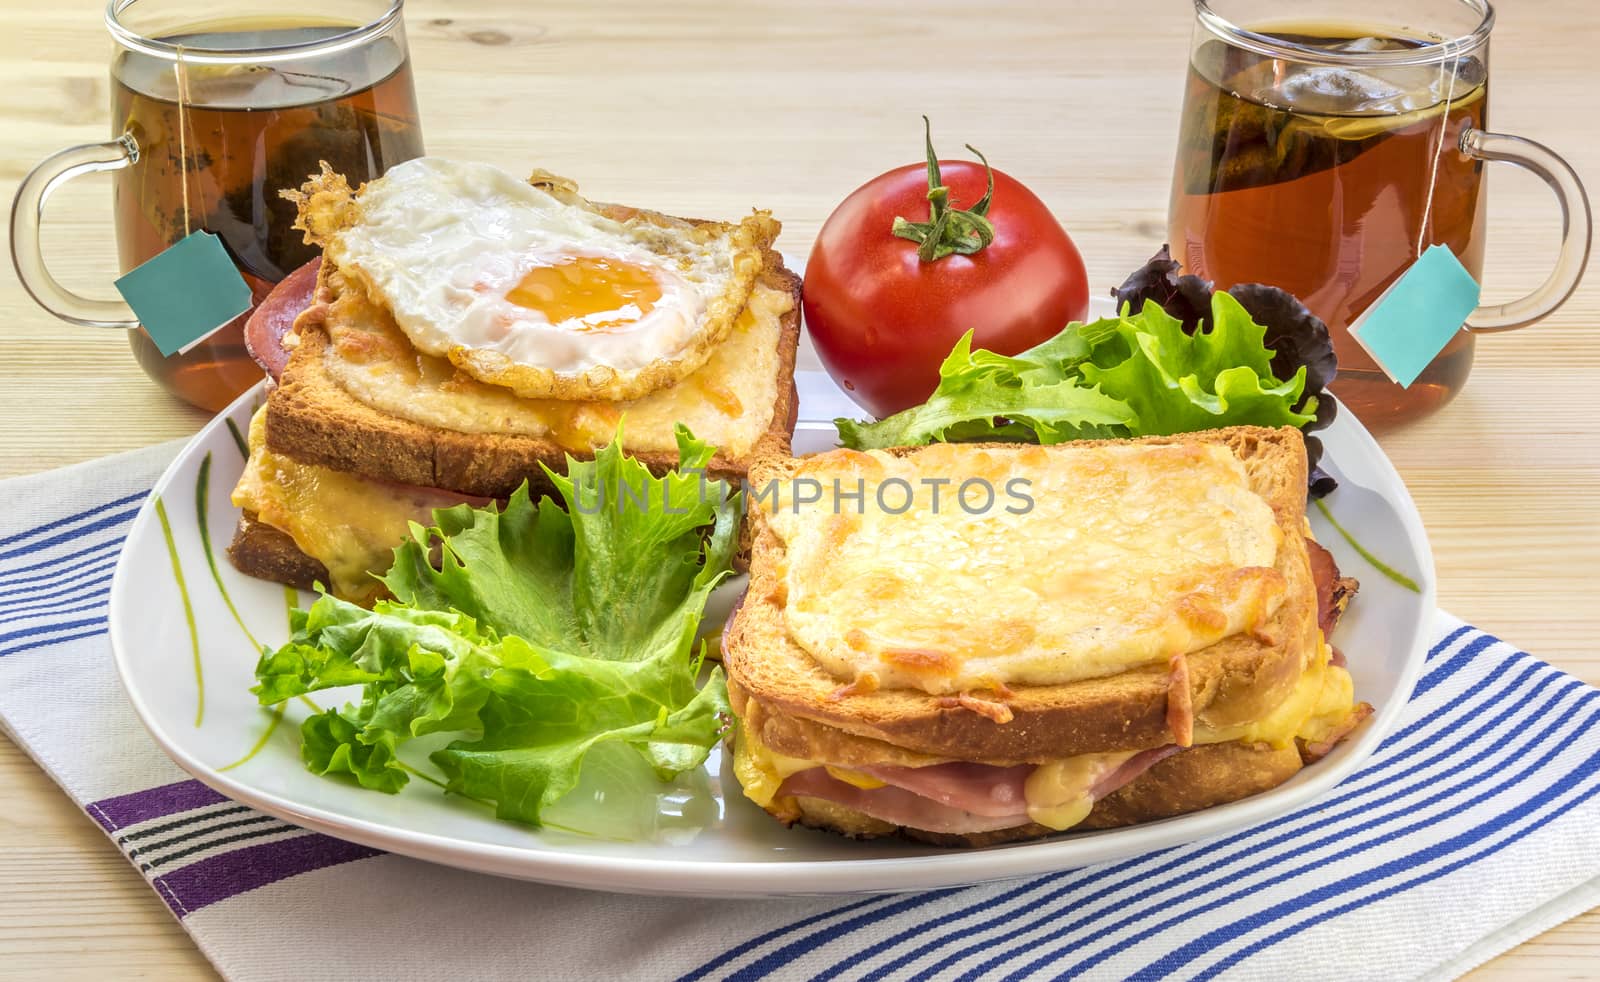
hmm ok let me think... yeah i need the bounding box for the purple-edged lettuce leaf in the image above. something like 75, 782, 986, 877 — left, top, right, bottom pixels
1108, 246, 1339, 494
1110, 244, 1215, 331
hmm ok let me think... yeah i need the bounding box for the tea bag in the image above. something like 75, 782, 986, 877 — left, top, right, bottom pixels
114, 231, 253, 356
1274, 65, 1426, 116
1350, 245, 1481, 386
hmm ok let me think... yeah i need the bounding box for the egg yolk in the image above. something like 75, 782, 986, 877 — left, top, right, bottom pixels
504, 256, 662, 331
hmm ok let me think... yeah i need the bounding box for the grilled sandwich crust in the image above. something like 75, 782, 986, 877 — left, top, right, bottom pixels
226, 512, 329, 593
784, 740, 1307, 847
262, 256, 801, 498
723, 427, 1320, 763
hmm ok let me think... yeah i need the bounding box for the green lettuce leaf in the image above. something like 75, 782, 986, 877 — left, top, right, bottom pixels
836, 293, 1313, 450
431, 638, 729, 824
300, 705, 406, 793
254, 595, 505, 793
1081, 293, 1314, 435
837, 331, 1136, 450
251, 425, 737, 828
253, 599, 493, 705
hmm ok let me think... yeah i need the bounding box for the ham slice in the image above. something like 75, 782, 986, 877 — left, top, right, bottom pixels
778, 746, 1183, 835
245, 256, 321, 380
388, 482, 492, 512
859, 762, 1032, 817
779, 769, 1029, 834
1092, 745, 1182, 798
1307, 537, 1357, 639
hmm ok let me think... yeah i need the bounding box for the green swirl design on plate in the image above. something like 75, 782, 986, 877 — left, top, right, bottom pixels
224, 417, 249, 459
219, 702, 285, 771
199, 431, 292, 765
154, 495, 203, 726
1314, 498, 1422, 593
195, 452, 262, 651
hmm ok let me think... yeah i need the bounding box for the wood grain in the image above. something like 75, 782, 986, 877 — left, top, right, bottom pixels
1, 0, 1595, 978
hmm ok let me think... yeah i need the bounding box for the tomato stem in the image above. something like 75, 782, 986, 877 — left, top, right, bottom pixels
891, 116, 997, 262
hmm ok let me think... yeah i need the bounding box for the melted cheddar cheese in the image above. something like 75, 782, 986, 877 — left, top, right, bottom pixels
317, 276, 791, 459
231, 408, 450, 602
1193, 641, 1351, 749
732, 726, 816, 810
1024, 751, 1139, 830
762, 442, 1287, 694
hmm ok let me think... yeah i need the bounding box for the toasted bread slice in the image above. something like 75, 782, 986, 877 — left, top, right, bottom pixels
785, 740, 1306, 846
263, 259, 801, 497
723, 426, 1319, 762
226, 512, 328, 593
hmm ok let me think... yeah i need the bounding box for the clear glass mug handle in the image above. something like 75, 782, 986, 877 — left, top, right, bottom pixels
1461, 128, 1593, 332
8, 133, 141, 329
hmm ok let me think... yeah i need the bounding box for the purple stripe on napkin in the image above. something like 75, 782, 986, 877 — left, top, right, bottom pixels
152, 832, 382, 917
87, 779, 228, 833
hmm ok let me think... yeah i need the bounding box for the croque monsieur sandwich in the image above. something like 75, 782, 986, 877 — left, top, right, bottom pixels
723, 427, 1369, 844
228, 158, 801, 603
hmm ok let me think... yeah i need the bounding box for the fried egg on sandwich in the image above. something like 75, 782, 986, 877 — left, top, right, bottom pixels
286, 158, 778, 402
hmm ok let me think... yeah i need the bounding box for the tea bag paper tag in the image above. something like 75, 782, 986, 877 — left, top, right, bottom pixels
1349, 245, 1481, 388
114, 231, 252, 357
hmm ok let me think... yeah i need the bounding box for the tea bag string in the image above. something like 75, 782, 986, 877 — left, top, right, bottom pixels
1415, 52, 1459, 258
173, 43, 193, 237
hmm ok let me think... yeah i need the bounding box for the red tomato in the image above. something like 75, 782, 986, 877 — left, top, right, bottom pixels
803, 153, 1089, 418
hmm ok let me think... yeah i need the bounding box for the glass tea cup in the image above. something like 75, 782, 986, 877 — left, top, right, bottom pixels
1168, 0, 1590, 426
10, 0, 425, 412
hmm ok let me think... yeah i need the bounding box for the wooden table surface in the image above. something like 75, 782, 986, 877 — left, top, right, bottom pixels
2, 0, 1596, 977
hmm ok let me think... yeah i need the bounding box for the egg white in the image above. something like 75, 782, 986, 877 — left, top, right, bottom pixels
323, 158, 736, 391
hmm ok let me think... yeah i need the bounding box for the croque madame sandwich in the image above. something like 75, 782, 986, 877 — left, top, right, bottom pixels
723, 427, 1368, 844
228, 157, 801, 602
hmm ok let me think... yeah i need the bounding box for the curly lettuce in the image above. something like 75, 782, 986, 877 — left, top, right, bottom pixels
251, 426, 736, 828
1112, 246, 1339, 494
838, 292, 1316, 451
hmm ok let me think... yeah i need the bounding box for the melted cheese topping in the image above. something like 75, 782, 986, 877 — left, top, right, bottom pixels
1024, 751, 1139, 830
763, 443, 1287, 693
316, 276, 789, 460
230, 409, 445, 602
1194, 641, 1349, 749
732, 726, 817, 810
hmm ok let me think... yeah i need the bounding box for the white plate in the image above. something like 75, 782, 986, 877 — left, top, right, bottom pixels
109, 297, 1436, 897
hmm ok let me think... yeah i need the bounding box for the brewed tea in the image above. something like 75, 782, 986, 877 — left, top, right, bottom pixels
1169, 24, 1488, 424
111, 18, 424, 411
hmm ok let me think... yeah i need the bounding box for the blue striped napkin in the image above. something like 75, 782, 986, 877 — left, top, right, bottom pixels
3, 442, 1599, 982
